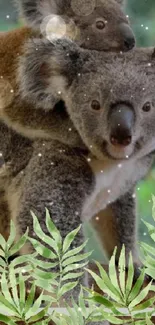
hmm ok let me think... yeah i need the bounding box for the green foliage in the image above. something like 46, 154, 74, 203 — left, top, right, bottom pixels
141, 195, 155, 281
0, 208, 155, 324
29, 209, 92, 305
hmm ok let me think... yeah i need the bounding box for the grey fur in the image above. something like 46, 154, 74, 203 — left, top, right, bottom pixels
15, 0, 135, 51
3, 40, 155, 305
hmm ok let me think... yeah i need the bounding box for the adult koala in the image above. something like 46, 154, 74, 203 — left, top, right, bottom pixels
5, 38, 155, 290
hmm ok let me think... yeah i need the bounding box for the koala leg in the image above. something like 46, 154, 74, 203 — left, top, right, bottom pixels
91, 190, 141, 279
7, 140, 94, 303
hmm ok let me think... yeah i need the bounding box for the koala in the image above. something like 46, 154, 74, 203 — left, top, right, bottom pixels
0, 0, 135, 135
16, 0, 135, 51
4, 38, 155, 296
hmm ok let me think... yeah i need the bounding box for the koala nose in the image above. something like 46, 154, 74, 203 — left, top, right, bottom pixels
109, 104, 135, 147
124, 37, 135, 51
119, 23, 135, 51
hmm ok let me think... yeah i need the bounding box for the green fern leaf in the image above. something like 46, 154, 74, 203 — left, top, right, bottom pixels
62, 252, 92, 267
9, 229, 29, 257
62, 225, 81, 253
128, 280, 152, 309
7, 221, 16, 249
32, 212, 59, 254
62, 271, 83, 281
29, 238, 57, 259
58, 281, 78, 298
45, 209, 62, 244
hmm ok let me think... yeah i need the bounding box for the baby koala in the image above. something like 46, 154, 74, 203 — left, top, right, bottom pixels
16, 0, 135, 51
5, 38, 155, 286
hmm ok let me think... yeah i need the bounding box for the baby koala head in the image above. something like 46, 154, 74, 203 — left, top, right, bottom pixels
18, 38, 155, 161
16, 0, 135, 52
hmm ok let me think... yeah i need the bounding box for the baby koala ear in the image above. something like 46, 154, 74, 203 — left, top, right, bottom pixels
15, 0, 59, 30
18, 37, 84, 110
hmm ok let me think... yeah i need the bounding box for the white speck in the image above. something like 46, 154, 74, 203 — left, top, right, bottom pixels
51, 162, 54, 165
78, 308, 82, 311
142, 88, 145, 91
100, 170, 103, 173
36, 48, 38, 51
145, 26, 149, 30
68, 128, 72, 132
63, 150, 66, 152
10, 89, 14, 93
120, 51, 123, 55
126, 155, 129, 159
90, 145, 93, 149
148, 63, 151, 67
21, 171, 24, 174
107, 189, 111, 193
141, 24, 144, 27
118, 124, 120, 126
0, 153, 3, 157
143, 232, 147, 236
84, 94, 87, 97
119, 110, 121, 113
87, 158, 91, 162
108, 201, 111, 204
137, 187, 140, 191
132, 193, 136, 198
49, 202, 54, 206
105, 20, 108, 24
75, 211, 79, 216
58, 91, 62, 95
131, 95, 133, 98
87, 37, 90, 41
110, 89, 113, 93
0, 76, 3, 79
66, 53, 69, 57
22, 269, 26, 273
149, 200, 151, 203
78, 73, 81, 77
126, 15, 129, 18
118, 164, 122, 168
42, 143, 45, 146
38, 153, 42, 157
59, 150, 63, 153
96, 216, 99, 221
6, 15, 10, 19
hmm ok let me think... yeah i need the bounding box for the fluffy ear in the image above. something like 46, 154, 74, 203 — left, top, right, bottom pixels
15, 0, 61, 29
18, 37, 84, 110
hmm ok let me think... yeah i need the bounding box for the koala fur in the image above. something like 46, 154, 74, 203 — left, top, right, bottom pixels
15, 0, 134, 51
2, 38, 155, 300
0, 0, 135, 252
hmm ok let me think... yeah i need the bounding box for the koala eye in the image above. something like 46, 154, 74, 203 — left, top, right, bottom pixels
142, 102, 152, 112
95, 19, 106, 30
91, 100, 101, 111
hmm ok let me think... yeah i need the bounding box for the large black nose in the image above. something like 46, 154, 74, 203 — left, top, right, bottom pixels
109, 104, 135, 147
119, 23, 135, 51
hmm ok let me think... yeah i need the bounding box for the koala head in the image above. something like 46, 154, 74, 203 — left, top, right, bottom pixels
19, 38, 155, 161
15, 0, 135, 52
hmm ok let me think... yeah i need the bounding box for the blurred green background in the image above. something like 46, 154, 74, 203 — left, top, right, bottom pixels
0, 0, 155, 261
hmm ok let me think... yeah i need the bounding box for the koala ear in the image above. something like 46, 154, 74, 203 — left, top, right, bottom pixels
18, 38, 84, 110
15, 0, 60, 29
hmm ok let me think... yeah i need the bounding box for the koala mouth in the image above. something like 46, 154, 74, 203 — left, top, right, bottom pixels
102, 140, 142, 161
